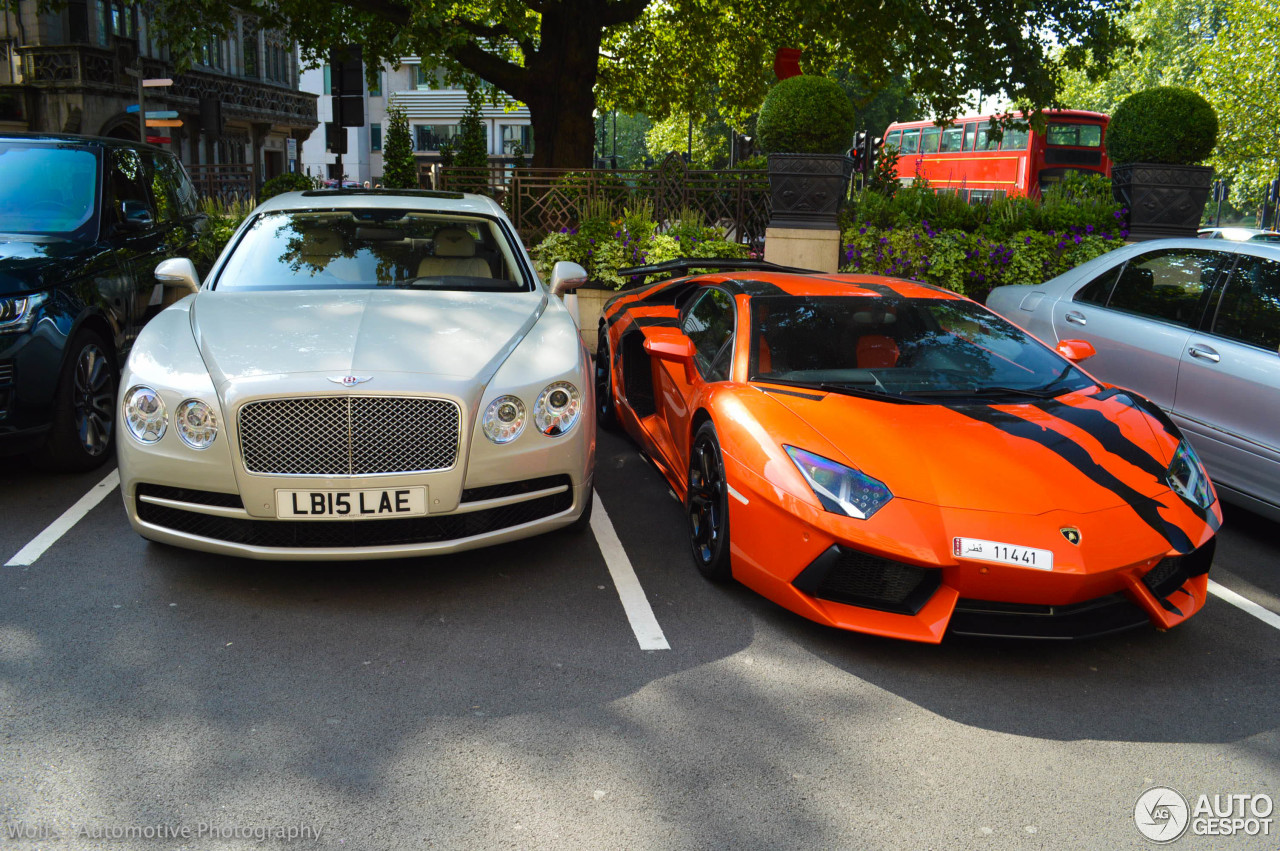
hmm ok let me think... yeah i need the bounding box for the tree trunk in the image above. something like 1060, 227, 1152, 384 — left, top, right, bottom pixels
522, 5, 604, 169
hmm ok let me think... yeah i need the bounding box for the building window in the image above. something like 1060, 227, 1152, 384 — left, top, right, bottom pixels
369, 72, 381, 97
501, 125, 533, 155
370, 123, 382, 151
323, 64, 332, 95
414, 124, 460, 151
242, 21, 259, 78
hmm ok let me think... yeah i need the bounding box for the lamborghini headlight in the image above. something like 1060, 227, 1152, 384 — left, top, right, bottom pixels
176, 399, 218, 449
483, 395, 527, 444
1167, 440, 1214, 509
785, 445, 893, 519
533, 381, 582, 437
123, 385, 167, 444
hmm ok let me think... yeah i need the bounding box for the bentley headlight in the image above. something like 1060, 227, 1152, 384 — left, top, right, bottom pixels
483, 395, 527, 444
1167, 440, 1214, 509
534, 381, 582, 437
785, 445, 893, 519
0, 292, 47, 333
176, 399, 218, 449
123, 385, 167, 444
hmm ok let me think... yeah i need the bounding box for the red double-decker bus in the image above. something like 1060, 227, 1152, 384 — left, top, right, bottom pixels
881, 110, 1111, 200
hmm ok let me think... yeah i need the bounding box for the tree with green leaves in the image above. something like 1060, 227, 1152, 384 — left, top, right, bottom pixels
453, 86, 490, 193
380, 104, 417, 189
142, 0, 1132, 169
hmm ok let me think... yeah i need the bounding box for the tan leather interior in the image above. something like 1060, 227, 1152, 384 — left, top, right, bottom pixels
417, 227, 491, 278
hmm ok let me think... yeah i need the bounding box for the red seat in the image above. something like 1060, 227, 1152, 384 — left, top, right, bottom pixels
857, 335, 899, 368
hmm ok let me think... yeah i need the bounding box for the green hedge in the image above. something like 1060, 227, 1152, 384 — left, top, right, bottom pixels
1106, 86, 1218, 165
757, 75, 856, 155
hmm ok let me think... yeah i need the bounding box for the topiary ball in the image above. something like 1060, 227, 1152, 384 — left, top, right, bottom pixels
757, 75, 856, 155
1106, 86, 1218, 165
259, 172, 315, 200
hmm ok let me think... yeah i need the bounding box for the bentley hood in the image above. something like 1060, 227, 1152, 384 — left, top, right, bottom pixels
189, 289, 546, 386
763, 386, 1178, 516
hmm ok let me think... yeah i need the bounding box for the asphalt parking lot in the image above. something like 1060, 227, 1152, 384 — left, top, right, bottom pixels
1, 426, 1278, 850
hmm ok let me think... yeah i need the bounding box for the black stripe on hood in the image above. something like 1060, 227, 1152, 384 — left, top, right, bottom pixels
952, 404, 1195, 554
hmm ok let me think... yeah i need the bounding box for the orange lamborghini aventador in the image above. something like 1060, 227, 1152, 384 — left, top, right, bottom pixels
595, 260, 1221, 643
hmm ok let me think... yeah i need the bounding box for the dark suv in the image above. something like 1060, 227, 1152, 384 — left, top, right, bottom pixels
0, 133, 203, 470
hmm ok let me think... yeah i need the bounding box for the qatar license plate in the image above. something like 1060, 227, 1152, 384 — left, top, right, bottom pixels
953, 537, 1054, 571
276, 487, 427, 520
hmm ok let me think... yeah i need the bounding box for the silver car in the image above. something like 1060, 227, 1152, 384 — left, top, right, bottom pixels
987, 238, 1280, 521
118, 189, 595, 560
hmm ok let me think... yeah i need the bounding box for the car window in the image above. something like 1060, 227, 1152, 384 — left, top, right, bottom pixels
1100, 249, 1223, 327
151, 153, 199, 219
212, 209, 530, 292
1212, 256, 1280, 351
1074, 265, 1123, 306
0, 142, 99, 237
682, 288, 735, 381
750, 295, 1094, 399
108, 147, 155, 228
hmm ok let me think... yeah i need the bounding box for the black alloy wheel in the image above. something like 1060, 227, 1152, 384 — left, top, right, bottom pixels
686, 420, 732, 581
39, 331, 116, 471
595, 328, 619, 430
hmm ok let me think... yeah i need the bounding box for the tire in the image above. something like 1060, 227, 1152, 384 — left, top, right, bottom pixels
594, 328, 620, 430
686, 420, 732, 582
567, 486, 594, 533
37, 330, 116, 472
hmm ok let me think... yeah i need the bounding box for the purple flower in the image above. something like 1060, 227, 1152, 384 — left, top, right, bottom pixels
1048, 230, 1056, 236
1057, 241, 1067, 250
1024, 236, 1033, 245
1120, 229, 1129, 238
1086, 225, 1094, 234
560, 227, 568, 233
589, 238, 595, 245
859, 226, 867, 234
880, 236, 889, 245
1073, 235, 1083, 244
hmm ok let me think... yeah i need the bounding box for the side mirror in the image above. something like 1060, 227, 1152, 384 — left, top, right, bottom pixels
154, 258, 201, 294
643, 331, 698, 383
1056, 338, 1096, 362
120, 200, 154, 231
549, 261, 589, 296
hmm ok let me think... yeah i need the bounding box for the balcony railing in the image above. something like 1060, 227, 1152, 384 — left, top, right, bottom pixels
16, 45, 316, 126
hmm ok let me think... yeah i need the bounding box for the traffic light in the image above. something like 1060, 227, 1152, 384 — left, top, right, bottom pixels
864, 134, 880, 176
325, 122, 347, 155
850, 132, 866, 173
329, 44, 365, 128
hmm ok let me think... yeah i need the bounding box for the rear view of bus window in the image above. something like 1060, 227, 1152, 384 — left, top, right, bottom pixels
1047, 124, 1103, 147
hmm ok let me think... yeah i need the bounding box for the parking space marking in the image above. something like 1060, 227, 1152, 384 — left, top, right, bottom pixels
590, 489, 671, 651
5, 469, 120, 567
1208, 579, 1280, 632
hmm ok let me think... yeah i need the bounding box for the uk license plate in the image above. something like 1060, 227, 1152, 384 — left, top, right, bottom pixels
953, 537, 1054, 571
276, 487, 427, 520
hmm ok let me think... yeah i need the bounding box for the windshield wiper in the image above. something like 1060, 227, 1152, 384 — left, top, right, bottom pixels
753, 378, 921, 404
906, 385, 1059, 400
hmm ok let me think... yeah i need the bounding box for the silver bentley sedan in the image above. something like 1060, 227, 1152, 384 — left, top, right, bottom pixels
117, 189, 595, 560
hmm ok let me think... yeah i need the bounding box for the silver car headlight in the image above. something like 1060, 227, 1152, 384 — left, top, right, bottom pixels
0, 292, 47, 333
533, 381, 582, 437
176, 399, 218, 449
483, 395, 527, 444
123, 385, 167, 444
1167, 440, 1214, 509
785, 445, 893, 519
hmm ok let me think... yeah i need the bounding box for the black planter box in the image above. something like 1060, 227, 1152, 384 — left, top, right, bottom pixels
1112, 163, 1213, 240
766, 153, 855, 231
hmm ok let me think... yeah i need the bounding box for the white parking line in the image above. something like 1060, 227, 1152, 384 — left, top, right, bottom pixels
5, 469, 120, 567
1208, 579, 1280, 632
590, 489, 670, 650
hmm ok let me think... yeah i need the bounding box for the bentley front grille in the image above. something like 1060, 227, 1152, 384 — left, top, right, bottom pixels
238, 396, 461, 476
